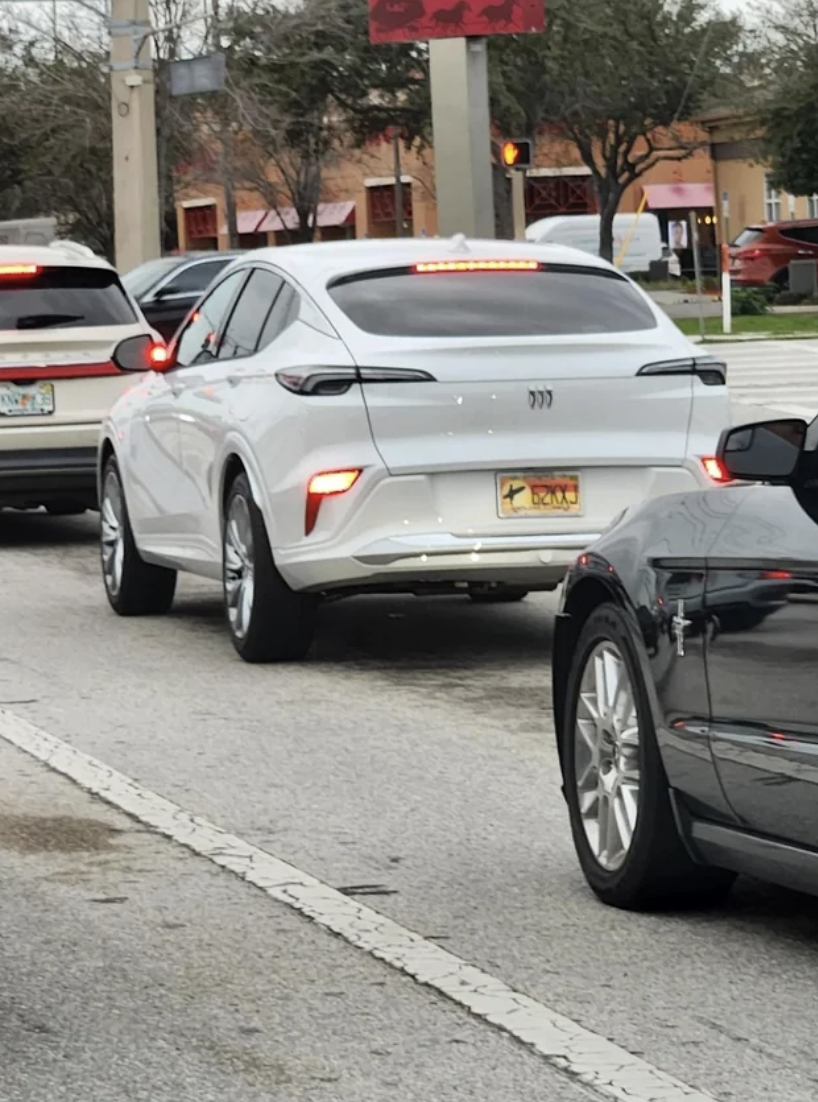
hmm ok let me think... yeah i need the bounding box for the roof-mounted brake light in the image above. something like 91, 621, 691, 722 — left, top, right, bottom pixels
413, 259, 541, 274
0, 264, 39, 277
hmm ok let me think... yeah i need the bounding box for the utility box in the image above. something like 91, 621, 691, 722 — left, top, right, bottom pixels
789, 259, 818, 296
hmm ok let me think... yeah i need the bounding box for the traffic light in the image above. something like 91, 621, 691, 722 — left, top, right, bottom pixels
500, 139, 532, 169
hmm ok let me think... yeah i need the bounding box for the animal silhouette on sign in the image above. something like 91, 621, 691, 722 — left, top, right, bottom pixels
431, 0, 470, 31
370, 0, 426, 31
480, 0, 516, 24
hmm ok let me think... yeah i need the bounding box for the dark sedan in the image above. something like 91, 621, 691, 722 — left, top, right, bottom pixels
122, 252, 242, 342
552, 414, 818, 911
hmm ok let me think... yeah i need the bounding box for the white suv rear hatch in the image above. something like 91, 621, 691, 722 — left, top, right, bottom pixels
326, 259, 726, 537
0, 252, 145, 436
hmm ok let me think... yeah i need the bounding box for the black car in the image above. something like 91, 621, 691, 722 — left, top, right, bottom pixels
552, 414, 818, 911
122, 252, 242, 342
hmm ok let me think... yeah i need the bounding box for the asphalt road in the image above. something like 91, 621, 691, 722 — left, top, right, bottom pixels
0, 345, 814, 1102
2, 485, 818, 1102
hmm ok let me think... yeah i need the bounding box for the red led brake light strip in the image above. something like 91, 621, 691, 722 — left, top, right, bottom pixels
413, 259, 541, 274
0, 362, 121, 381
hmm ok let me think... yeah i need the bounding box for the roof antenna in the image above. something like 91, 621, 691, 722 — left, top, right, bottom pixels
450, 233, 470, 253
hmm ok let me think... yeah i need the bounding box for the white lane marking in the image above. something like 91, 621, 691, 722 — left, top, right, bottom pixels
0, 707, 721, 1102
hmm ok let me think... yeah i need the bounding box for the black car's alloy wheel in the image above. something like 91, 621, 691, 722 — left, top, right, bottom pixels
562, 602, 735, 911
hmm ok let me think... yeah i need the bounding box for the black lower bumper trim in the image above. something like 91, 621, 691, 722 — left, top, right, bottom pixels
0, 447, 98, 506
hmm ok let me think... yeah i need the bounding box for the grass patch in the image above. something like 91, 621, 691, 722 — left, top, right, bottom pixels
676, 313, 818, 338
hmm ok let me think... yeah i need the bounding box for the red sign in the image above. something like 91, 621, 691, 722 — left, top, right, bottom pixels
368, 0, 545, 45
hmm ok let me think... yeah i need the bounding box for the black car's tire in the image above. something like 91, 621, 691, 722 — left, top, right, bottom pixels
100, 456, 177, 616
222, 472, 317, 663
469, 587, 529, 604
562, 601, 735, 911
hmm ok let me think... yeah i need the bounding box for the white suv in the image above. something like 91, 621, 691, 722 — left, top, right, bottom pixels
0, 241, 157, 515
98, 237, 732, 662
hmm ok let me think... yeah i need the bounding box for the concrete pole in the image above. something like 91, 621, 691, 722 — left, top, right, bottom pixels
109, 0, 161, 272
511, 171, 526, 240
429, 37, 495, 239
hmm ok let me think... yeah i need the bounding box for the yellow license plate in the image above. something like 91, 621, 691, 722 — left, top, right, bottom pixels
498, 472, 581, 517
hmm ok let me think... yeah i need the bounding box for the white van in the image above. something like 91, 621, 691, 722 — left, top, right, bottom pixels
525, 213, 666, 274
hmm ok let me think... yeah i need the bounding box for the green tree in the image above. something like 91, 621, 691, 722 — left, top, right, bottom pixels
195, 0, 430, 245
489, 0, 745, 260
758, 0, 818, 197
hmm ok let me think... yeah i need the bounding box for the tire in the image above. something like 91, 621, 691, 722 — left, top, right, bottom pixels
222, 472, 317, 663
469, 587, 529, 604
561, 602, 735, 911
100, 456, 177, 616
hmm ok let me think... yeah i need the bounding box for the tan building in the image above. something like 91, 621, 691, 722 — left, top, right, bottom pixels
702, 108, 818, 246
174, 124, 719, 254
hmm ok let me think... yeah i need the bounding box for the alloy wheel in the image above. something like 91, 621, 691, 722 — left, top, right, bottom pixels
101, 471, 125, 598
574, 640, 641, 872
224, 493, 255, 640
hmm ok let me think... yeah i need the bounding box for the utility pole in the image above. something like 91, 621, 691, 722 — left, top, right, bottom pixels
392, 129, 404, 237
109, 0, 161, 272
429, 37, 495, 239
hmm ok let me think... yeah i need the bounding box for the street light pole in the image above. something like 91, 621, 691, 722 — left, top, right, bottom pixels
109, 0, 161, 271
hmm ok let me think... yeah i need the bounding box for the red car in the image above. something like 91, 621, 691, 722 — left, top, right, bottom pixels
730, 220, 818, 288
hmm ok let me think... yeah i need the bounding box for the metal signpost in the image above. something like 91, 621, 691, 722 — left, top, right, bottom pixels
368, 0, 545, 239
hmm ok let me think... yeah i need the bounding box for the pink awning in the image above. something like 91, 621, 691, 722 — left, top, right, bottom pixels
219, 209, 266, 235
257, 200, 356, 234
644, 183, 715, 210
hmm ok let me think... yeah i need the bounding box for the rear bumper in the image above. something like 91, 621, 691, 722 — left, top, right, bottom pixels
0, 447, 98, 507
278, 531, 601, 593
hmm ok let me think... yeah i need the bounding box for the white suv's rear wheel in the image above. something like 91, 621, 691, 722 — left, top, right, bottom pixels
100, 456, 176, 616
222, 472, 317, 663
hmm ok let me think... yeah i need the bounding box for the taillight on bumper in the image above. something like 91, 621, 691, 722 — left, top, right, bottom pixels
305, 469, 361, 535
700, 456, 732, 483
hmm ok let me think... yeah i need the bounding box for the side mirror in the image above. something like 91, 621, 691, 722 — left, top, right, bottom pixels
112, 333, 172, 373
716, 418, 808, 483
152, 284, 179, 302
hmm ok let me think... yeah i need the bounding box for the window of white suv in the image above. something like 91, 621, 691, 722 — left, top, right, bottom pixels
327, 264, 658, 337
0, 265, 137, 330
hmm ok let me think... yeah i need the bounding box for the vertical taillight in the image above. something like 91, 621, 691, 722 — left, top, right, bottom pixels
305, 470, 361, 535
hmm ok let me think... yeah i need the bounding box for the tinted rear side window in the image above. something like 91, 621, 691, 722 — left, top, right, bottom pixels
164, 258, 233, 296
122, 256, 182, 299
327, 265, 657, 337
732, 228, 764, 249
0, 266, 137, 330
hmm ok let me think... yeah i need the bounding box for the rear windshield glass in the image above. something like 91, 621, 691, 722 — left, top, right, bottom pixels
327, 265, 658, 337
0, 266, 137, 330
731, 228, 763, 249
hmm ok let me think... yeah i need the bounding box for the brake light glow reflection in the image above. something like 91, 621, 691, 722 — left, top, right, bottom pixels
413, 259, 541, 274
0, 264, 39, 277
701, 456, 731, 483
763, 570, 792, 580
305, 469, 361, 535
